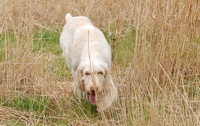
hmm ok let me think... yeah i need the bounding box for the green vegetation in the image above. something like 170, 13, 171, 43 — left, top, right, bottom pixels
1, 96, 50, 113
33, 29, 61, 54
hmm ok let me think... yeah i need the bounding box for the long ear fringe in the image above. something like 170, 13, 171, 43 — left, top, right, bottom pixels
75, 69, 85, 91
105, 71, 118, 100
97, 69, 118, 111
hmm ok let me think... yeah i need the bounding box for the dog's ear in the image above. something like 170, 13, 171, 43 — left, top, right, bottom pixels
97, 68, 118, 111
75, 69, 85, 91
104, 69, 118, 99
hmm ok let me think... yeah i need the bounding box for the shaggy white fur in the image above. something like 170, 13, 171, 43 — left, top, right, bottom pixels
59, 13, 118, 111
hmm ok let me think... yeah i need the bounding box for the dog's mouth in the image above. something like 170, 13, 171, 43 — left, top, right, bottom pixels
86, 90, 96, 105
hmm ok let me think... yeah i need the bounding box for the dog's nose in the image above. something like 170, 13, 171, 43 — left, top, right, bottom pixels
90, 86, 95, 95
90, 86, 98, 91
90, 86, 94, 91
90, 86, 98, 95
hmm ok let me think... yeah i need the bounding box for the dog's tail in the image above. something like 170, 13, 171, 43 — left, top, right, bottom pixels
65, 13, 72, 22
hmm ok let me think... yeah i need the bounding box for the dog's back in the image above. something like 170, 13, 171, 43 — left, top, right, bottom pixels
64, 13, 93, 34
60, 13, 111, 76
60, 14, 92, 71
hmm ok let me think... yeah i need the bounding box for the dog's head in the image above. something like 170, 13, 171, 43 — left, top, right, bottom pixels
75, 60, 110, 105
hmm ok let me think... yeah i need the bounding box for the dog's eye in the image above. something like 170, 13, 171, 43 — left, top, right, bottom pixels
85, 72, 90, 76
98, 71, 103, 75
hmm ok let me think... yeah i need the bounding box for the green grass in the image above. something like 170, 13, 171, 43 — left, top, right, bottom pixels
73, 98, 98, 116
0, 95, 52, 125
1, 96, 51, 114
0, 26, 136, 66
194, 35, 200, 44
33, 29, 61, 54
104, 24, 136, 66
0, 29, 71, 79
33, 29, 73, 79
0, 32, 16, 61
0, 95, 99, 125
0, 29, 61, 60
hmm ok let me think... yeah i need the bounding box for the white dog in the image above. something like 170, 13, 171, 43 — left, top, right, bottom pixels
59, 13, 118, 111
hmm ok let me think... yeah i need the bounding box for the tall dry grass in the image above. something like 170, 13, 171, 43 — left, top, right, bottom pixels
0, 0, 199, 125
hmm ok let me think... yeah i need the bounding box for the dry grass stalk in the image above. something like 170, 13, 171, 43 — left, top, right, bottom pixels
0, 0, 199, 125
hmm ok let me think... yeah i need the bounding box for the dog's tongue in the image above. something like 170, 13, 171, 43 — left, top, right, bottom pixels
89, 94, 96, 105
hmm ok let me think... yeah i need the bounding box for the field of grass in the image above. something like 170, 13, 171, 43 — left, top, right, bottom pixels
0, 0, 200, 125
